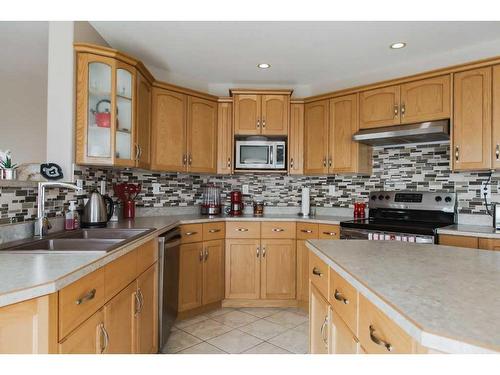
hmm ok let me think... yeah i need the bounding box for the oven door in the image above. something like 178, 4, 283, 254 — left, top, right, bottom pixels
236, 141, 273, 169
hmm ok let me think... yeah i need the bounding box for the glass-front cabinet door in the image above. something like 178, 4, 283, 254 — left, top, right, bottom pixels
75, 52, 137, 167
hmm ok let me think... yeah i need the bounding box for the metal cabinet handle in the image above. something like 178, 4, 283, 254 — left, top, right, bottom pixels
333, 289, 349, 304
262, 247, 266, 258
328, 158, 332, 167
320, 315, 329, 346
188, 154, 192, 166
400, 103, 406, 117
208, 228, 221, 233
236, 228, 249, 232
262, 118, 266, 128
182, 154, 187, 166
199, 250, 203, 262
301, 229, 313, 233
138, 288, 144, 312
185, 231, 198, 236
134, 292, 141, 315
75, 289, 96, 305
99, 323, 109, 354
496, 145, 499, 160
138, 145, 143, 159
227, 157, 231, 168
312, 267, 323, 277
322, 231, 337, 236
257, 119, 260, 129
393, 104, 399, 118
204, 249, 209, 261
369, 325, 393, 352
272, 228, 284, 232
256, 247, 260, 258
135, 144, 140, 160
455, 146, 459, 161
290, 158, 294, 168
323, 158, 327, 167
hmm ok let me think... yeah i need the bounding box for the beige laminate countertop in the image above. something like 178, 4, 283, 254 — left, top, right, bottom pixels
306, 239, 500, 354
0, 213, 349, 308
437, 224, 500, 239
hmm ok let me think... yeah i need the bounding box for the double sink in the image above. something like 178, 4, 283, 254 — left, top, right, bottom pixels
2, 228, 154, 254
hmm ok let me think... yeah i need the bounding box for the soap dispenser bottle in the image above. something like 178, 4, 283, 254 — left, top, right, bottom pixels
65, 201, 77, 230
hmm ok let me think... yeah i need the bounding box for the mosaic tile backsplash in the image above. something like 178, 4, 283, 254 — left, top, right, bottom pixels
1, 143, 497, 224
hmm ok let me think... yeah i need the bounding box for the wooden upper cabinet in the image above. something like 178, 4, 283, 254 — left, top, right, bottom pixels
234, 94, 261, 135
453, 67, 492, 171
329, 94, 371, 174
225, 239, 261, 299
135, 71, 152, 169
261, 95, 289, 135
304, 100, 329, 174
260, 239, 296, 300
178, 242, 203, 312
492, 65, 500, 169
400, 75, 451, 124
202, 239, 225, 305
151, 88, 187, 172
187, 96, 218, 173
217, 100, 233, 174
289, 102, 304, 175
359, 86, 401, 129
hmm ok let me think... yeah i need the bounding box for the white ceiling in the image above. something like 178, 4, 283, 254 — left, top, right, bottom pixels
91, 21, 500, 97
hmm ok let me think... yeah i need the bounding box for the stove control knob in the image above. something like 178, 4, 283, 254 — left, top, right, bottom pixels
445, 196, 452, 203
385, 195, 390, 200
371, 195, 377, 201
435, 196, 442, 202
378, 195, 384, 200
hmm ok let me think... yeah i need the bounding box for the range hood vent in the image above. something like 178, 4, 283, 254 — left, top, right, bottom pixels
352, 120, 450, 146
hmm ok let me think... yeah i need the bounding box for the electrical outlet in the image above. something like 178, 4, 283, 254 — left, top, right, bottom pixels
76, 179, 83, 189
242, 184, 249, 194
100, 180, 106, 195
481, 181, 491, 200
152, 183, 161, 194
328, 185, 336, 196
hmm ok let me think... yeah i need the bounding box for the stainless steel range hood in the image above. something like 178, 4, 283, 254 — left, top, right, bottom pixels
353, 120, 450, 146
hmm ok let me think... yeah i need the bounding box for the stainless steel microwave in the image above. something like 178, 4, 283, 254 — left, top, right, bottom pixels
235, 139, 286, 170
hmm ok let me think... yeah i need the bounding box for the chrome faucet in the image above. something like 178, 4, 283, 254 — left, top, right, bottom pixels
35, 181, 82, 238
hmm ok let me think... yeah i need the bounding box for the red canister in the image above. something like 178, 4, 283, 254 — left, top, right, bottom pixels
123, 200, 136, 219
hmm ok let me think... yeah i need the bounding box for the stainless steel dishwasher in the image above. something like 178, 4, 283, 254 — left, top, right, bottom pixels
158, 227, 181, 352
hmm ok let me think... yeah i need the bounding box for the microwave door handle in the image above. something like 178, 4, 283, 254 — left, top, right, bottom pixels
269, 146, 274, 165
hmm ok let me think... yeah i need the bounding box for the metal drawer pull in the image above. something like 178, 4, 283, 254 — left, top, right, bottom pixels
204, 249, 209, 261
272, 228, 285, 232
185, 231, 198, 236
320, 315, 329, 346
208, 228, 221, 233
236, 228, 249, 232
75, 289, 96, 305
99, 323, 109, 354
333, 289, 349, 304
496, 145, 499, 160
312, 267, 323, 276
369, 325, 393, 352
301, 229, 313, 233
323, 232, 337, 236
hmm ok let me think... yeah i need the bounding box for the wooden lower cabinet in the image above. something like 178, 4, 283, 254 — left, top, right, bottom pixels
329, 309, 358, 354
309, 284, 330, 354
296, 240, 310, 305
202, 239, 225, 305
59, 310, 104, 354
439, 234, 479, 249
135, 263, 158, 354
478, 238, 500, 251
225, 239, 261, 299
178, 242, 204, 311
260, 239, 296, 300
103, 282, 136, 354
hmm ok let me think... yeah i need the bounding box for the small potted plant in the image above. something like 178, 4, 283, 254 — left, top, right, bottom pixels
0, 150, 17, 180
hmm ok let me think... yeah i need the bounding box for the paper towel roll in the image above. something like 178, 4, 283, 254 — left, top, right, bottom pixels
302, 188, 310, 217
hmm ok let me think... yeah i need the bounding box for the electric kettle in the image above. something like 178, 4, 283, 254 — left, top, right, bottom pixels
81, 190, 114, 228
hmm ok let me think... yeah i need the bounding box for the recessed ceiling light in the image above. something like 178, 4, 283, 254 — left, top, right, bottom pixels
390, 42, 406, 50
257, 63, 271, 69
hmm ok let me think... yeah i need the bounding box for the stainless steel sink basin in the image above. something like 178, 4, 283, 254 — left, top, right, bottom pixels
1, 228, 154, 254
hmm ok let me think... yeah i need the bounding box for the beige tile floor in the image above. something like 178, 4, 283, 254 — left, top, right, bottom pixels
162, 307, 309, 354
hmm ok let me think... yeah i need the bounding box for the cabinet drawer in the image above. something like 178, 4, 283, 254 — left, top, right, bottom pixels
439, 234, 478, 249
137, 239, 158, 276
203, 222, 225, 241
478, 238, 500, 251
225, 221, 261, 238
59, 268, 105, 340
308, 250, 329, 297
318, 224, 340, 239
180, 224, 203, 244
261, 221, 296, 239
104, 249, 137, 301
358, 294, 413, 354
296, 222, 319, 240
329, 269, 358, 334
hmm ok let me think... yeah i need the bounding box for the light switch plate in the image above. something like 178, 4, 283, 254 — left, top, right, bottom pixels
481, 180, 491, 199
328, 185, 336, 196
242, 184, 249, 194
152, 183, 161, 194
